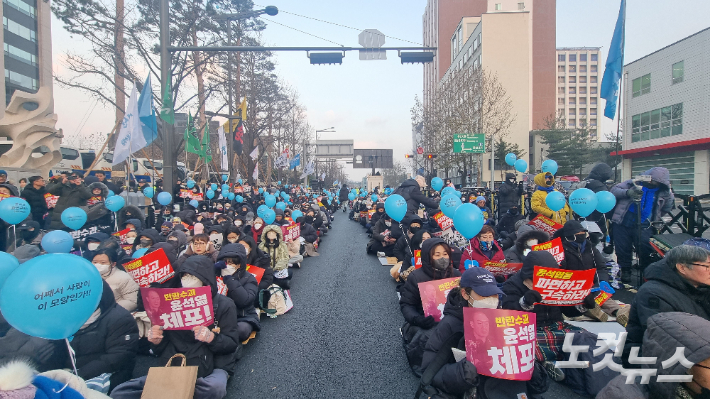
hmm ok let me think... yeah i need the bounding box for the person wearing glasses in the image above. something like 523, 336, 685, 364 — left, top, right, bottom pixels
624, 242, 710, 365
46, 172, 93, 230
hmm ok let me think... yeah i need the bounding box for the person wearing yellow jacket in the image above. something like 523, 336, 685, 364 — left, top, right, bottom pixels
531, 172, 570, 224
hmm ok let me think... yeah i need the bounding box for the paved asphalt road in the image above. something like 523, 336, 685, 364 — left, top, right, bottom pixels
134, 211, 628, 398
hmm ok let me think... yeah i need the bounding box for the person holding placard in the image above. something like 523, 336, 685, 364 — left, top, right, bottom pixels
215, 243, 260, 341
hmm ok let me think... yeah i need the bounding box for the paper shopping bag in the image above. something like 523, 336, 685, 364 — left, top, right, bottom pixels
141, 354, 198, 399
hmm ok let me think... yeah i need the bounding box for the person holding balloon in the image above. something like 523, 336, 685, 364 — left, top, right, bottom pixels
46, 173, 93, 230
530, 172, 571, 224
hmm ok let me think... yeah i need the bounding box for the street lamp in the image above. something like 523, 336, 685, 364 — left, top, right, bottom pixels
314, 127, 335, 188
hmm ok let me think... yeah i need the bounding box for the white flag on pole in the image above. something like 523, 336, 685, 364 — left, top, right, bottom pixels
252, 163, 259, 181
250, 146, 259, 161
300, 160, 314, 179
112, 86, 146, 165
218, 125, 228, 171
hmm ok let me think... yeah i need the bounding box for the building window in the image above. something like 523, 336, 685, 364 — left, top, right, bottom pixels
569, 65, 576, 73
558, 65, 565, 73
579, 65, 587, 73
4, 43, 37, 66
569, 54, 577, 62
590, 76, 597, 83
569, 97, 576, 105
590, 97, 597, 105
558, 108, 565, 115
558, 54, 565, 62
579, 108, 587, 116
569, 87, 576, 94
579, 97, 587, 105
5, 69, 38, 91
590, 118, 597, 126
580, 54, 587, 62
672, 61, 684, 84
558, 98, 565, 105
579, 87, 587, 94
3, 0, 36, 17
518, 2, 525, 10
568, 119, 576, 127
632, 73, 651, 97
495, 3, 502, 10
3, 16, 37, 42
590, 65, 598, 73
569, 109, 576, 115
579, 119, 587, 127
590, 108, 597, 115
569, 76, 576, 84
579, 76, 587, 83
591, 54, 598, 61
590, 87, 597, 94
558, 87, 565, 94
558, 77, 565, 84
631, 103, 683, 142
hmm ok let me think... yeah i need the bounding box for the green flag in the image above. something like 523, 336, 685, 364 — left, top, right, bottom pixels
184, 113, 202, 155
201, 123, 212, 162
159, 69, 175, 124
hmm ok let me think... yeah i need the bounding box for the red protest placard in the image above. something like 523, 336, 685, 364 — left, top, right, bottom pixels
595, 290, 612, 306
191, 192, 204, 201
419, 277, 461, 322
433, 211, 454, 231
281, 223, 301, 242
141, 286, 214, 330
121, 244, 133, 255
368, 209, 375, 220
532, 266, 595, 306
414, 249, 422, 269
531, 237, 565, 265
464, 308, 537, 381
216, 277, 228, 295
528, 214, 563, 236
179, 189, 192, 199
483, 261, 523, 277
360, 211, 367, 219
246, 264, 265, 285
44, 193, 59, 208
112, 228, 131, 244
122, 248, 175, 287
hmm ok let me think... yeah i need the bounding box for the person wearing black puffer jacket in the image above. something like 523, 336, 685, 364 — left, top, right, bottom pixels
65, 280, 139, 391
553, 220, 609, 283
112, 255, 241, 399
20, 175, 48, 225
583, 162, 614, 235
393, 176, 440, 226
504, 226, 550, 264
237, 234, 275, 294
215, 243, 260, 341
497, 173, 524, 217
399, 238, 461, 343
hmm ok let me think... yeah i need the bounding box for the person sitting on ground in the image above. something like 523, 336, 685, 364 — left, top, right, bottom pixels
132, 229, 162, 253
238, 234, 275, 294
459, 225, 505, 273
215, 243, 260, 342
475, 196, 494, 225
259, 225, 291, 289
369, 202, 386, 233
393, 217, 423, 264
111, 256, 240, 399
530, 172, 570, 224
89, 248, 139, 311
176, 234, 218, 267
298, 215, 319, 257
250, 217, 265, 244
400, 238, 461, 343
501, 251, 597, 382
367, 213, 398, 256
393, 230, 433, 285
504, 224, 550, 264
420, 268, 550, 399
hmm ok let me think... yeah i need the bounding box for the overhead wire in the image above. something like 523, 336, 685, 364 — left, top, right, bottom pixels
255, 5, 423, 46
262, 18, 345, 47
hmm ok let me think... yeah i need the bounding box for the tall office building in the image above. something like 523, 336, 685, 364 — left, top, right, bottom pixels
555, 47, 603, 140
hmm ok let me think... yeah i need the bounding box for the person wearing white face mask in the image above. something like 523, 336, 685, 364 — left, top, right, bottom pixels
504, 224, 551, 264
90, 249, 139, 311
215, 243, 260, 341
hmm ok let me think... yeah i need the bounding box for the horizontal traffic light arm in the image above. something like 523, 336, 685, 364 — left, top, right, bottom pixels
168, 46, 437, 53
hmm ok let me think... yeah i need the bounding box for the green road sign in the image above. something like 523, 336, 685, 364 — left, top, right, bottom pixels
453, 134, 486, 153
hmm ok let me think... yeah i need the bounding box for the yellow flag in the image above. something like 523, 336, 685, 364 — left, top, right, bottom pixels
239, 98, 247, 120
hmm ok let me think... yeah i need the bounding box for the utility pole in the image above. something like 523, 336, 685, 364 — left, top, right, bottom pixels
159, 0, 174, 193
490, 134, 495, 191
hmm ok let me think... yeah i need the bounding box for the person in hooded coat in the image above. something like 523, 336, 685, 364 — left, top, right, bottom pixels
496, 204, 525, 238
64, 280, 139, 391
459, 225, 505, 273
237, 234, 274, 294
88, 248, 139, 311
554, 220, 609, 282
215, 243, 260, 341
272, 208, 289, 226
367, 213, 399, 256
400, 238, 461, 341
530, 172, 570, 224
597, 312, 710, 399
131, 228, 163, 253
297, 215, 319, 257
258, 225, 291, 289
393, 176, 440, 225
369, 202, 386, 232
393, 217, 423, 264
504, 225, 550, 264
177, 234, 218, 267
117, 205, 145, 233
583, 163, 613, 232
111, 256, 240, 399
121, 218, 142, 234
497, 172, 524, 217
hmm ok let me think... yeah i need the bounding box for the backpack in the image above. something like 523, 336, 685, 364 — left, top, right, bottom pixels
259, 284, 293, 318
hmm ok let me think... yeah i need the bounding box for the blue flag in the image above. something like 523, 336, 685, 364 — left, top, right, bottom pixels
600, 0, 626, 120
138, 75, 158, 145
290, 154, 301, 170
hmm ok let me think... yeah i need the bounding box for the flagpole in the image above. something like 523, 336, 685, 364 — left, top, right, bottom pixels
86, 119, 121, 174
614, 73, 624, 181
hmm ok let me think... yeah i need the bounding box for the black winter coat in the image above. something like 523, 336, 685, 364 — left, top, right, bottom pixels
240, 234, 274, 291
626, 258, 710, 344
21, 185, 48, 224
217, 243, 260, 331
497, 173, 523, 214
496, 211, 524, 236
47, 181, 93, 229
394, 179, 440, 222
67, 281, 139, 389
300, 222, 318, 243
501, 272, 582, 325
152, 256, 241, 377
503, 229, 550, 264
399, 238, 461, 325
556, 238, 609, 283
393, 234, 413, 263
338, 187, 349, 202
584, 163, 613, 223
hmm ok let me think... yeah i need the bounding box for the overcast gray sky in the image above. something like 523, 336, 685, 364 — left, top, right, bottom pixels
51, 0, 710, 181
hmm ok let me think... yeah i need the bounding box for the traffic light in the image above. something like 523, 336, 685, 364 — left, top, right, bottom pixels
405, 154, 411, 158
426, 154, 437, 159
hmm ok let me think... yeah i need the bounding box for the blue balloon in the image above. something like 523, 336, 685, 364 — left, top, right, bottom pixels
0, 253, 103, 340
292, 210, 303, 220
206, 190, 215, 200
189, 199, 199, 208
132, 248, 148, 259
258, 188, 264, 194
236, 195, 244, 203
157, 191, 172, 206
455, 190, 462, 198
238, 179, 243, 184
569, 188, 598, 218
431, 177, 444, 191
211, 183, 218, 191
514, 159, 528, 173
384, 194, 407, 223
275, 202, 286, 211
371, 194, 378, 202
542, 160, 559, 175
265, 195, 276, 208
596, 191, 617, 214
41, 230, 74, 253
61, 207, 87, 230
222, 174, 228, 182
464, 259, 479, 270
453, 203, 485, 240
441, 186, 456, 197
143, 187, 154, 198
0, 251, 20, 288
262, 208, 276, 224
186, 180, 196, 189
283, 194, 290, 201
545, 191, 566, 212
105, 195, 125, 212
108, 190, 115, 197
505, 153, 517, 166
221, 184, 230, 193
257, 205, 269, 217
440, 194, 462, 218
0, 197, 30, 225
228, 193, 235, 201
278, 181, 281, 185
348, 193, 356, 201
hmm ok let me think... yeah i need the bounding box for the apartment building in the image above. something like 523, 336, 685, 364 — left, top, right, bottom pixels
555, 47, 603, 140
